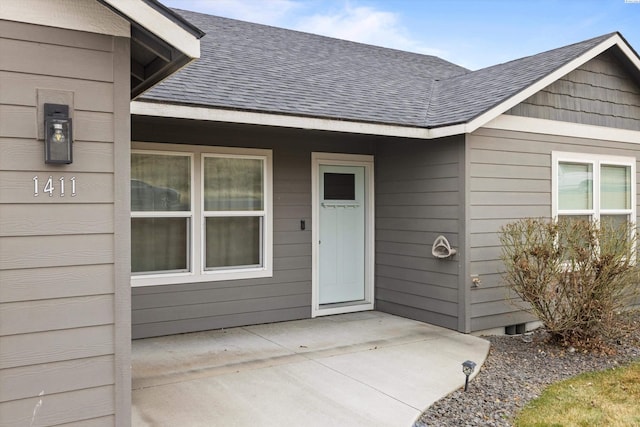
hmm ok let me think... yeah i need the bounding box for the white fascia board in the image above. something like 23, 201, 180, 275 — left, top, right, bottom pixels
465, 34, 633, 134
102, 0, 200, 58
0, 0, 130, 37
428, 123, 469, 139
131, 101, 446, 139
484, 115, 640, 145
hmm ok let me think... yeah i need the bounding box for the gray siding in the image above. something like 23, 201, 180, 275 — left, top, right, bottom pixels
467, 127, 640, 332
0, 20, 129, 425
131, 117, 377, 338
375, 136, 464, 331
507, 50, 640, 131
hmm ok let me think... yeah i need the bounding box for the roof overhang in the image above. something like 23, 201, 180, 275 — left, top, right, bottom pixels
131, 101, 471, 140
99, 0, 204, 98
0, 0, 203, 99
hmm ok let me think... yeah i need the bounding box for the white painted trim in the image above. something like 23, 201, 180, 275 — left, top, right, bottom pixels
484, 115, 640, 144
102, 0, 200, 58
311, 152, 375, 317
0, 0, 130, 37
130, 142, 273, 287
132, 101, 435, 139
132, 101, 474, 140
551, 151, 636, 224
466, 34, 633, 134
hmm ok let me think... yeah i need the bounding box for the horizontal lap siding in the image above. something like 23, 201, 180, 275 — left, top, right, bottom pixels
375, 136, 463, 330
468, 127, 640, 331
131, 118, 376, 338
0, 20, 120, 425
506, 50, 640, 131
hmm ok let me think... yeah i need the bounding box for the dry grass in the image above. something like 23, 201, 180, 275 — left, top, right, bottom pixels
514, 361, 640, 426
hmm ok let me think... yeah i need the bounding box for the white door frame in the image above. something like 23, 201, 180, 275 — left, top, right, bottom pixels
311, 152, 375, 317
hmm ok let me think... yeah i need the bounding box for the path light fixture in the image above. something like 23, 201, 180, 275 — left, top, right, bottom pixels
462, 360, 476, 392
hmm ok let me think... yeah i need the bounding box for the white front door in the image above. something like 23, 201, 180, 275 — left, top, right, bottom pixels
319, 164, 365, 303
312, 153, 374, 317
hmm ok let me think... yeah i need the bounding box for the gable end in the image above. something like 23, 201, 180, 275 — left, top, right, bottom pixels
506, 49, 640, 131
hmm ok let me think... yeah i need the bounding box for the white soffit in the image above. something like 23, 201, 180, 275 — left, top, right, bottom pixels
484, 115, 640, 144
0, 0, 130, 37
102, 0, 200, 59
466, 33, 639, 134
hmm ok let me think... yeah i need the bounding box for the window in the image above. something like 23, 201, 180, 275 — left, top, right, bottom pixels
131, 152, 192, 274
323, 173, 355, 200
131, 144, 272, 286
553, 152, 636, 228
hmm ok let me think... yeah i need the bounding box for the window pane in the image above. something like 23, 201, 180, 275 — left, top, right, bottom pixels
601, 214, 631, 241
132, 218, 189, 273
205, 217, 261, 269
557, 215, 593, 261
601, 165, 630, 210
131, 153, 190, 211
204, 157, 263, 211
601, 214, 629, 229
558, 162, 593, 210
324, 173, 355, 200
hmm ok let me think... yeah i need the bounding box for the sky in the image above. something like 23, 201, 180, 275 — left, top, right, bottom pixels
160, 0, 640, 71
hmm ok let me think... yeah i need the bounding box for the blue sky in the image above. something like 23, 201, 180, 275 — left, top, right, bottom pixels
161, 0, 640, 70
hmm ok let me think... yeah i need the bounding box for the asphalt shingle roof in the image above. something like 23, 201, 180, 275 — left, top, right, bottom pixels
426, 33, 616, 127
140, 10, 617, 129
141, 10, 468, 126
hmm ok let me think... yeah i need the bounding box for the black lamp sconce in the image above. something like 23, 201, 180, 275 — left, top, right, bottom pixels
44, 103, 72, 164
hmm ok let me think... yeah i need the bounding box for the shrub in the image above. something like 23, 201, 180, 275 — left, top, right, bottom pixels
499, 217, 640, 349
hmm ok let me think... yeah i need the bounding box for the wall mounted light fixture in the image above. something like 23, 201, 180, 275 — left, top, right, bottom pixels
44, 103, 72, 164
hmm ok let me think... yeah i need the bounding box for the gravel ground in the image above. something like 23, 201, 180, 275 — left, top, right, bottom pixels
415, 311, 640, 427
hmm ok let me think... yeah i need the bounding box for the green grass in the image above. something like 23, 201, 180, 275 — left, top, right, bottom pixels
514, 361, 640, 427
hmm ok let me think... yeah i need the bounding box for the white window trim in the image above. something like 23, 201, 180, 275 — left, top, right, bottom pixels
552, 151, 636, 225
131, 142, 273, 287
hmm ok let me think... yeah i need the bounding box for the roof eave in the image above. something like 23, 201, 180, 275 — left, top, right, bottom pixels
100, 0, 202, 58
131, 100, 475, 140
99, 0, 203, 98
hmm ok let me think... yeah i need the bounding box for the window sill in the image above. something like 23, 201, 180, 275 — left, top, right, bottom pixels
131, 268, 273, 287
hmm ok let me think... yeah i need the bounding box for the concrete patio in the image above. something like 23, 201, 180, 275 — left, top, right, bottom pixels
132, 311, 489, 427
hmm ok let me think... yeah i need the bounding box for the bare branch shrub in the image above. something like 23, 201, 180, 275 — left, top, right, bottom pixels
500, 217, 640, 349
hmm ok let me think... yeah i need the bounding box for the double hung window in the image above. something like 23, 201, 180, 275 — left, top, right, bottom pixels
131, 144, 272, 286
553, 152, 635, 228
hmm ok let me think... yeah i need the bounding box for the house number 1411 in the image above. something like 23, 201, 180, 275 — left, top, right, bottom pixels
33, 176, 77, 197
